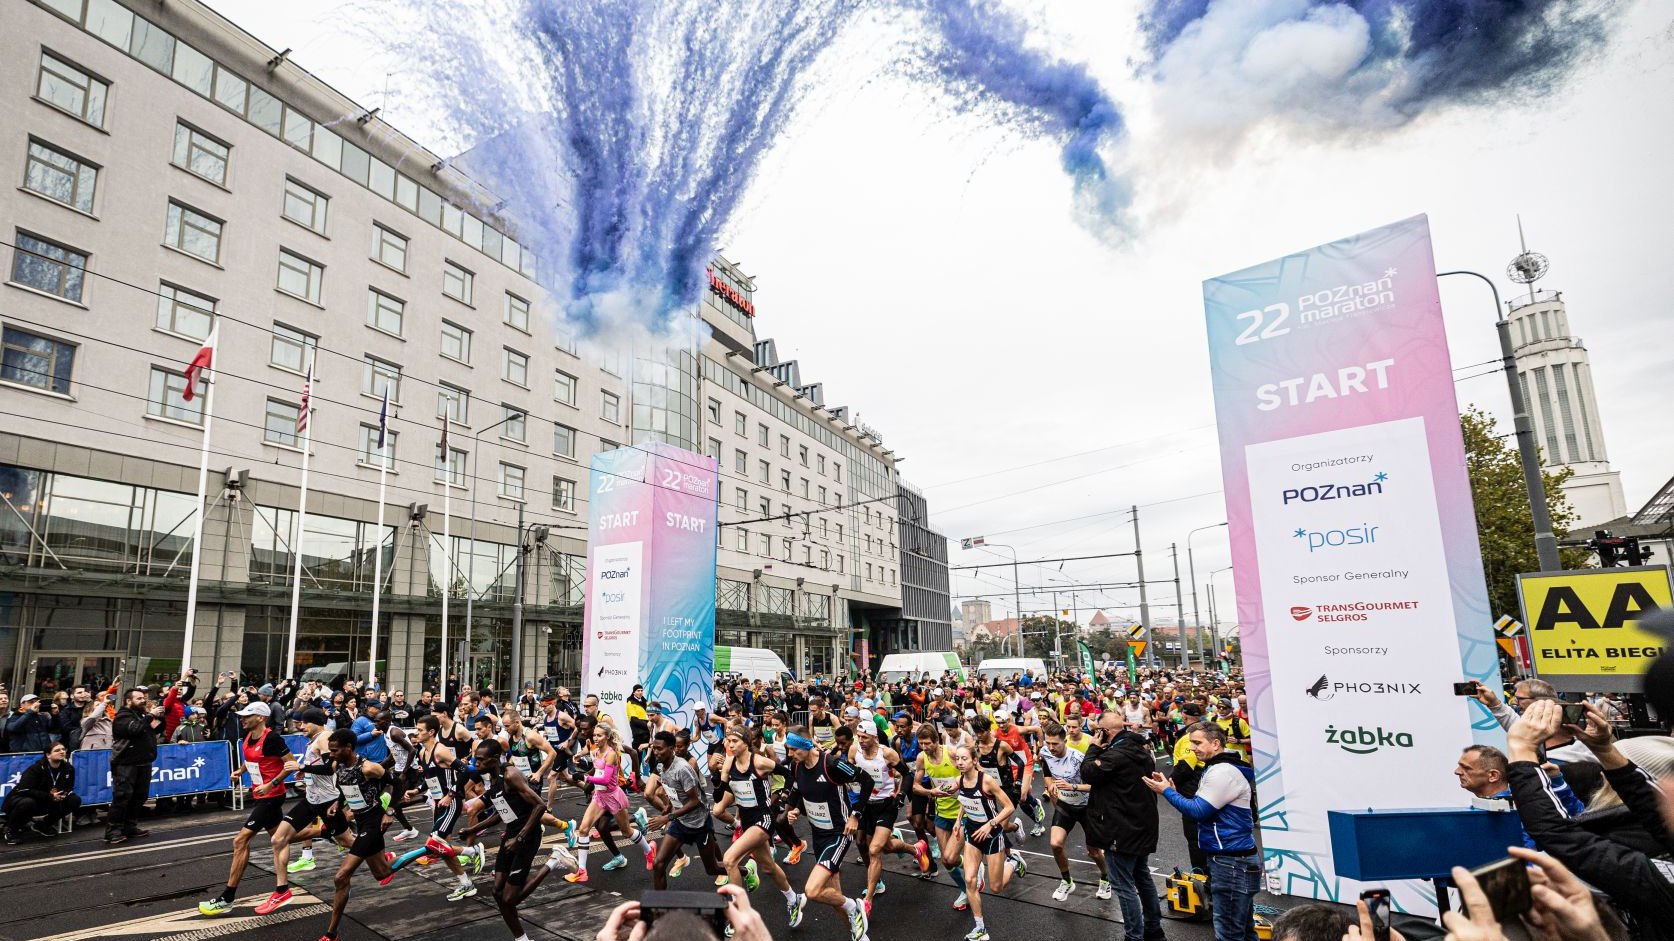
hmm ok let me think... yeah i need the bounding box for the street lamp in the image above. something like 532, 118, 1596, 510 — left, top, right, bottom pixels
1208, 566, 1233, 668
463, 411, 520, 696
1438, 269, 1561, 572
1187, 522, 1227, 671
960, 538, 1023, 657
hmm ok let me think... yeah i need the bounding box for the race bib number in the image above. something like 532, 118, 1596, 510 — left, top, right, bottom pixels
510, 755, 531, 774
341, 784, 368, 811
805, 801, 834, 829
957, 795, 989, 822
425, 778, 445, 800
981, 767, 1000, 782
491, 793, 517, 824
244, 760, 264, 790
813, 726, 835, 744
1057, 786, 1088, 807
728, 779, 759, 808
543, 727, 560, 741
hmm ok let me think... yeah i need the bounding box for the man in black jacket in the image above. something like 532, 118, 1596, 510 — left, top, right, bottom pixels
3, 740, 77, 842
107, 687, 164, 845
1081, 709, 1165, 941
1506, 699, 1674, 941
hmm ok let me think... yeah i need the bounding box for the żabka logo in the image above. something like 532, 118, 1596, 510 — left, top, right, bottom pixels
1325, 724, 1414, 755
1282, 471, 1388, 505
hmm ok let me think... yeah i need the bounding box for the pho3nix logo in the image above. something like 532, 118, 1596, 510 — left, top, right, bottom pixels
1324, 724, 1415, 755
1304, 674, 1421, 701
1283, 472, 1388, 505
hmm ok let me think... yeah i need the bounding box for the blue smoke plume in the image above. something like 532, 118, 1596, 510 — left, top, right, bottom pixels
379, 0, 1125, 334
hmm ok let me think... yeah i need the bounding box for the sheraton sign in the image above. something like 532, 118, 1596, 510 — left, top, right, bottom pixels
707, 266, 755, 317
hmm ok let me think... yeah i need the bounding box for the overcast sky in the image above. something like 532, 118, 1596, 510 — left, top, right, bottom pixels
210, 0, 1674, 629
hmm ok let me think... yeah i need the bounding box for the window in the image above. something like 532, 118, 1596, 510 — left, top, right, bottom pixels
372, 225, 407, 272
147, 366, 201, 424
800, 478, 810, 498
363, 356, 401, 400
357, 424, 396, 466
734, 412, 747, 436
281, 178, 328, 234
276, 249, 322, 303
758, 424, 768, 446
553, 477, 577, 512
554, 423, 576, 458
264, 399, 301, 447
498, 463, 525, 500
707, 398, 721, 423
821, 551, 830, 570
837, 523, 844, 540
505, 293, 530, 332
172, 123, 229, 186
155, 283, 214, 339
270, 323, 316, 374
706, 437, 721, 461
11, 232, 86, 301
601, 440, 618, 451
759, 497, 771, 517
601, 390, 621, 424
799, 445, 809, 467
37, 53, 107, 127
436, 446, 466, 485
783, 539, 793, 562
554, 370, 578, 406
1, 327, 75, 394
735, 488, 748, 510
503, 348, 529, 386
23, 140, 97, 213
835, 463, 841, 483
821, 518, 829, 537
437, 383, 469, 424
366, 290, 405, 336
780, 435, 790, 457
818, 486, 827, 505
758, 459, 770, 484
734, 450, 747, 474
781, 504, 791, 525
866, 563, 873, 581
443, 261, 473, 304
440, 321, 471, 363
736, 528, 749, 551
759, 533, 771, 556
555, 325, 578, 355
502, 405, 526, 443
780, 470, 791, 492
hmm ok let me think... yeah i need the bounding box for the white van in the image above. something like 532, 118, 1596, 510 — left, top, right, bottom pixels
715, 646, 795, 684
876, 651, 967, 685
974, 657, 1048, 684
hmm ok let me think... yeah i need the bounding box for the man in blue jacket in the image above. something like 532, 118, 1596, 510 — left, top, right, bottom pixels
1144, 721, 1258, 941
351, 702, 389, 764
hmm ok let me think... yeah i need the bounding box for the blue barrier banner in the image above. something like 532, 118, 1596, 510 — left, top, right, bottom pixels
0, 741, 234, 806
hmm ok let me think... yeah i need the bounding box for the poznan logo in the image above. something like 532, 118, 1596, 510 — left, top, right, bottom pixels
1283, 471, 1388, 505
1325, 724, 1415, 755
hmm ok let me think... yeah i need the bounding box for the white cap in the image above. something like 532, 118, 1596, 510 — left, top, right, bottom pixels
995, 709, 1012, 720
843, 706, 859, 717
19, 693, 39, 704
931, 689, 944, 698
236, 701, 271, 718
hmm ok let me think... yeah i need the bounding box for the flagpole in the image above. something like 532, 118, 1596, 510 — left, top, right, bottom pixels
285, 368, 313, 679
181, 326, 219, 678
369, 424, 389, 692
439, 415, 450, 701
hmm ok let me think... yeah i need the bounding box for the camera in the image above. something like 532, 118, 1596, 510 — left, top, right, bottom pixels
639, 890, 728, 934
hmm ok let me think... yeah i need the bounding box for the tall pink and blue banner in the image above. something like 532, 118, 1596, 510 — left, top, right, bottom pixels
1204, 215, 1497, 908
581, 441, 718, 731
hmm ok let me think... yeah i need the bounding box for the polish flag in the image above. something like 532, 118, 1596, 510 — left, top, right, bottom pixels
182, 328, 216, 402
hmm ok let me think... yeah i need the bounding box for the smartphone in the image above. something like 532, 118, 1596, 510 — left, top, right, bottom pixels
640, 890, 728, 933
1561, 703, 1586, 726
1360, 888, 1392, 941
1468, 857, 1532, 921
1452, 682, 1479, 697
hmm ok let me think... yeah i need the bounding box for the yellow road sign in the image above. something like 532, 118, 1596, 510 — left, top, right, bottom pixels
1518, 567, 1671, 677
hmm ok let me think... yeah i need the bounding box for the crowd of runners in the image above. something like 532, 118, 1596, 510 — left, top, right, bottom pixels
182, 667, 1251, 941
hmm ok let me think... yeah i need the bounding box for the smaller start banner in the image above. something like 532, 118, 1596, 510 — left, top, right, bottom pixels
0, 740, 235, 806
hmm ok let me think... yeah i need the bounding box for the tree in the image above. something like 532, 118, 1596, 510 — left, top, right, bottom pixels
1461, 406, 1590, 621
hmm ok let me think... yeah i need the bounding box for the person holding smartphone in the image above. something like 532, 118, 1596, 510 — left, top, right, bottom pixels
1144, 721, 1258, 941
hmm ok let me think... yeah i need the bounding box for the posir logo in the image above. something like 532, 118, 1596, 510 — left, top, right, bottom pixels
1325, 724, 1414, 755
1305, 675, 1422, 701
1282, 471, 1387, 505
1293, 523, 1379, 552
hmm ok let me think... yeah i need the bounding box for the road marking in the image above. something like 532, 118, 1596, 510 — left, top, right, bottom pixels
0, 832, 227, 874
34, 889, 325, 941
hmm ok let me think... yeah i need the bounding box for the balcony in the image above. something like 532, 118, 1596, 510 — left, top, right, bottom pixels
1507, 289, 1563, 312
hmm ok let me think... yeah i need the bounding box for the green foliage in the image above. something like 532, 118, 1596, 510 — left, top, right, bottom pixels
1461, 406, 1590, 620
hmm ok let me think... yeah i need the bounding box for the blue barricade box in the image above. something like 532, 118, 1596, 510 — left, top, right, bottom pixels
1, 741, 234, 806
1328, 808, 1526, 881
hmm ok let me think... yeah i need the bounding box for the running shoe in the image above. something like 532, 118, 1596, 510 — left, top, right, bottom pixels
467, 847, 485, 875
670, 855, 689, 879
380, 792, 393, 811
447, 882, 477, 901
566, 819, 579, 849
633, 807, 650, 834
714, 874, 729, 887
744, 858, 760, 891
952, 890, 969, 911
875, 880, 886, 895
645, 843, 657, 870
602, 854, 629, 871
788, 892, 807, 928
196, 897, 232, 917
863, 898, 872, 917
1031, 802, 1046, 826
848, 904, 868, 941
1096, 880, 1113, 900
964, 927, 991, 941
1030, 823, 1046, 838
1009, 849, 1026, 877
377, 871, 396, 887
564, 868, 590, 884
1052, 878, 1074, 901
392, 828, 420, 842
913, 839, 932, 874
785, 842, 807, 866
286, 856, 317, 873
418, 855, 434, 866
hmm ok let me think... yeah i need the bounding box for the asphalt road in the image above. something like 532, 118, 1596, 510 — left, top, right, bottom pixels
0, 781, 1243, 941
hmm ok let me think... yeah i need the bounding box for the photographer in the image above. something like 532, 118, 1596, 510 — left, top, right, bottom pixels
106, 687, 164, 844
1082, 709, 1165, 941
596, 884, 770, 941
1504, 700, 1674, 936
3, 740, 78, 843
6, 693, 53, 753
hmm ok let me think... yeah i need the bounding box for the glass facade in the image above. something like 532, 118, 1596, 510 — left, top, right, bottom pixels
631, 342, 701, 451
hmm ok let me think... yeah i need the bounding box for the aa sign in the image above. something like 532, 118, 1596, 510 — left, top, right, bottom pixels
1518, 566, 1672, 688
